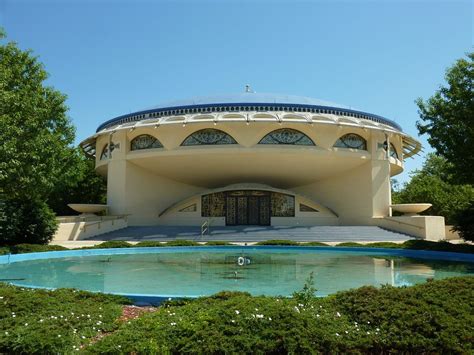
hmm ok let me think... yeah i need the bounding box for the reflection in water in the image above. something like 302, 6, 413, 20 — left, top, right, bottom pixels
0, 251, 472, 297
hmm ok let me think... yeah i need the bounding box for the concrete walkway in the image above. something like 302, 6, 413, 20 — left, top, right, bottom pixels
81, 225, 414, 243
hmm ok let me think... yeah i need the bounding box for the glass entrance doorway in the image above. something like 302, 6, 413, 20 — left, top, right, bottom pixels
201, 189, 295, 226
225, 191, 270, 226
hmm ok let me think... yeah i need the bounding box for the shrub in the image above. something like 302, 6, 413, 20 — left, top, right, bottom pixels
8, 244, 67, 254
90, 240, 133, 249
454, 200, 474, 242
336, 242, 364, 247
302, 241, 329, 246
255, 239, 299, 246
0, 284, 129, 354
402, 239, 474, 253
205, 241, 232, 246
164, 240, 200, 247
331, 276, 474, 354
134, 241, 165, 248
0, 198, 58, 246
88, 276, 474, 354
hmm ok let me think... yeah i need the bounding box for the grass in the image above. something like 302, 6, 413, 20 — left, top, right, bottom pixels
2, 277, 469, 353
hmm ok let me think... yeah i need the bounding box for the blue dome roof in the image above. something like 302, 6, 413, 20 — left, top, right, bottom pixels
96, 92, 402, 132
147, 93, 350, 111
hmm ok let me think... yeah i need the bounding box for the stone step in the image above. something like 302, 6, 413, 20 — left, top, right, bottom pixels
88, 225, 414, 243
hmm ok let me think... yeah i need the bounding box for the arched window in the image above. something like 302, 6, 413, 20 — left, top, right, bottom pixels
390, 143, 399, 159
100, 144, 114, 160
334, 133, 367, 150
130, 134, 163, 151
258, 128, 315, 146
181, 129, 237, 146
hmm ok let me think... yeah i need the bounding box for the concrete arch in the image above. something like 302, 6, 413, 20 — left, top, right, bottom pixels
159, 183, 338, 218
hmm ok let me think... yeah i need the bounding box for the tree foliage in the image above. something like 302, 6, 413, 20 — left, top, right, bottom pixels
392, 154, 474, 225
47, 153, 107, 216
416, 52, 474, 184
0, 30, 83, 244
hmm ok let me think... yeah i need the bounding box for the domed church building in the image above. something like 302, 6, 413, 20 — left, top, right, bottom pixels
80, 92, 444, 240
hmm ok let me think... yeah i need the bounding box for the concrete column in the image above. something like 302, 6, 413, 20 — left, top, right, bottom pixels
106, 130, 128, 216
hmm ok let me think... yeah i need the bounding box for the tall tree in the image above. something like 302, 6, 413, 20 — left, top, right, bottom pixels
392, 154, 474, 225
0, 29, 82, 244
416, 52, 474, 184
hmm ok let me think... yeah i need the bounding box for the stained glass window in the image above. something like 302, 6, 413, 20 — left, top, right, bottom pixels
181, 129, 237, 146
201, 192, 226, 217
130, 134, 163, 151
100, 144, 114, 160
259, 129, 315, 146
300, 204, 319, 212
179, 204, 197, 212
271, 193, 295, 217
334, 134, 367, 150
390, 143, 399, 159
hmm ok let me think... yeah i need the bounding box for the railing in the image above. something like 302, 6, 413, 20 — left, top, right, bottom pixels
78, 215, 129, 233
201, 219, 210, 238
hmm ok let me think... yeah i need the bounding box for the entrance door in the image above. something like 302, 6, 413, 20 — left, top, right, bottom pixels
225, 191, 270, 226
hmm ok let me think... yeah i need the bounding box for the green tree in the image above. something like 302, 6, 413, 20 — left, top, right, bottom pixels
416, 52, 474, 184
394, 154, 474, 225
0, 30, 82, 244
47, 152, 107, 216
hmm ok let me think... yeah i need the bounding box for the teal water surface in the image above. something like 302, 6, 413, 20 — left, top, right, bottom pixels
1, 249, 472, 296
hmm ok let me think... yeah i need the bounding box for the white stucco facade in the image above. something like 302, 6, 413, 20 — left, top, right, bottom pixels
79, 93, 444, 239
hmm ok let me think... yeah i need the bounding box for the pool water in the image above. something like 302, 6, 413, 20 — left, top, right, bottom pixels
1, 248, 473, 297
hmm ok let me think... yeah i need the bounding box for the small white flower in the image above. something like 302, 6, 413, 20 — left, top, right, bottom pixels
367, 331, 370, 335
376, 328, 380, 331
345, 331, 349, 334
367, 321, 370, 324
0, 297, 3, 299
268, 317, 272, 321
298, 303, 304, 307
235, 310, 240, 315
336, 333, 340, 336
81, 336, 86, 339
12, 315, 16, 318
336, 312, 341, 317
231, 320, 235, 323
256, 314, 264, 319
255, 308, 259, 311
57, 334, 61, 338
170, 322, 176, 326
4, 331, 8, 335
316, 314, 320, 317
24, 323, 28, 326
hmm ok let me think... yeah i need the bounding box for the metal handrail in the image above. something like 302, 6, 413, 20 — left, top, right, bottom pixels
80, 215, 129, 232
201, 219, 210, 238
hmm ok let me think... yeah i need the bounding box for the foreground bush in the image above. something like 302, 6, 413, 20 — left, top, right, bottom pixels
0, 198, 58, 246
89, 276, 474, 354
0, 284, 129, 353
0, 277, 471, 353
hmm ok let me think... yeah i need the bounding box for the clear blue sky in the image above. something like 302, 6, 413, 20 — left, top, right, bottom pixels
1, 0, 472, 183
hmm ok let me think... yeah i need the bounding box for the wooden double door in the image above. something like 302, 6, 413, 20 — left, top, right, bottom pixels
225, 191, 271, 226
